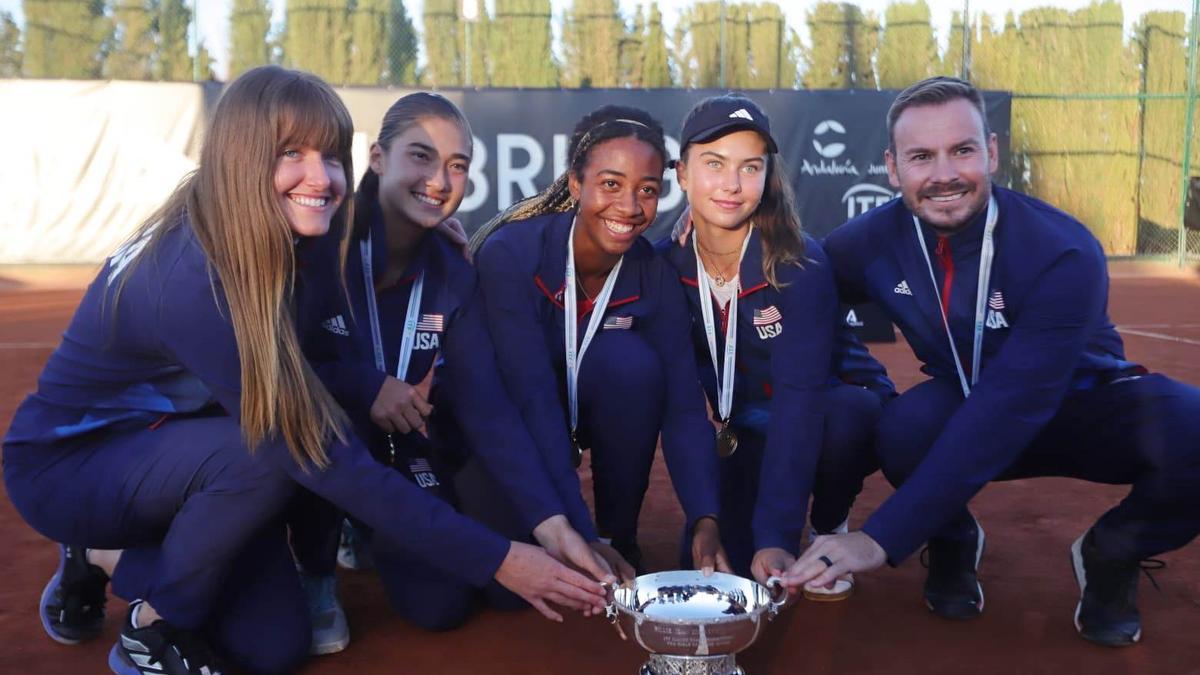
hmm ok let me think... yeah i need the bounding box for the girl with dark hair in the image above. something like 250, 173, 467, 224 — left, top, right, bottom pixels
469, 105, 729, 574
294, 91, 618, 651
659, 93, 894, 599
3, 67, 605, 675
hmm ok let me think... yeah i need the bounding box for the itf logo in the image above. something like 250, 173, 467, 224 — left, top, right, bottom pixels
841, 183, 897, 219
812, 120, 847, 158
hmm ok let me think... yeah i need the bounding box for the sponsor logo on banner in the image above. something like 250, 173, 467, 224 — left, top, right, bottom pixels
842, 183, 898, 220
812, 119, 846, 158
753, 305, 783, 339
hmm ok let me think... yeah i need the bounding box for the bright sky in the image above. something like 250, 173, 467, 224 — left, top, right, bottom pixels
0, 0, 1191, 81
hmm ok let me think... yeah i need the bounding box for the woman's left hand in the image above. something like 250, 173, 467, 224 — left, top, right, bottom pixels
690, 517, 732, 576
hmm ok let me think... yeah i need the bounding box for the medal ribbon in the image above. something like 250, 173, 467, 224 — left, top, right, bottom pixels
693, 227, 753, 425
360, 234, 425, 380
564, 218, 624, 438
913, 195, 997, 398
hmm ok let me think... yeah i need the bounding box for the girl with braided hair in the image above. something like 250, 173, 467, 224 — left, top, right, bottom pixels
468, 105, 730, 575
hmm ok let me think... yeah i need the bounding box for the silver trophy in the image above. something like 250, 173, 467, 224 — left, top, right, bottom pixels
605, 571, 788, 675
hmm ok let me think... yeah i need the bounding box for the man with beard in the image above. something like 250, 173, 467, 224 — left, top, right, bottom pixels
753, 76, 1200, 647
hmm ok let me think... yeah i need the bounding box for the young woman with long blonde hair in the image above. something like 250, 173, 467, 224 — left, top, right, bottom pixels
3, 66, 604, 675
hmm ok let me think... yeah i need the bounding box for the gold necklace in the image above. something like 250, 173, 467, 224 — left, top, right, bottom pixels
698, 248, 739, 287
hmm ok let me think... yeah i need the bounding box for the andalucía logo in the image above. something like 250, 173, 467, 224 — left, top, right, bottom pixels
812, 119, 846, 158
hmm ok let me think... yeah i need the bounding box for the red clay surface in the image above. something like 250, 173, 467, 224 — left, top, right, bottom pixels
1, 268, 1198, 675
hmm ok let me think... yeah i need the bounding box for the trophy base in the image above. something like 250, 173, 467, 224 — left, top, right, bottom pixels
639, 654, 743, 675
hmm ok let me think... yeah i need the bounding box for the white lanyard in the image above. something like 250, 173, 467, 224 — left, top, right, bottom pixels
913, 195, 998, 398
360, 234, 425, 381
693, 228, 752, 424
564, 219, 624, 436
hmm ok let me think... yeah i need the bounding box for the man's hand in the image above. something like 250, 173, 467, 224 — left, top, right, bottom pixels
493, 542, 608, 622
778, 531, 886, 594
369, 375, 433, 434
690, 517, 733, 576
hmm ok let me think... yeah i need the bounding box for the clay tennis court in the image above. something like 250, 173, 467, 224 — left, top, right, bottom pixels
1, 263, 1197, 675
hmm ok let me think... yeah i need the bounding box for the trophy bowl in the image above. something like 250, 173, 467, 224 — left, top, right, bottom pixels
605, 571, 788, 675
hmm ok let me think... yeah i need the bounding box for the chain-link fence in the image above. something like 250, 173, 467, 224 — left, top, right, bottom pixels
2, 0, 1198, 262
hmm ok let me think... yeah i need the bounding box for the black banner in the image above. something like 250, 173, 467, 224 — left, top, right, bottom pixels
338, 87, 1012, 340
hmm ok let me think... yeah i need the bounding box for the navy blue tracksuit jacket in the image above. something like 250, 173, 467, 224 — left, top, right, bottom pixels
824, 185, 1146, 562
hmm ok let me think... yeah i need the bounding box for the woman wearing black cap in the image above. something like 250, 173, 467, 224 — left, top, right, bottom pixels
657, 93, 895, 599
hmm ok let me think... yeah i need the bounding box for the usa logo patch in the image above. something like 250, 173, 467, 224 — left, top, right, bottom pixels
603, 315, 633, 330
415, 314, 444, 333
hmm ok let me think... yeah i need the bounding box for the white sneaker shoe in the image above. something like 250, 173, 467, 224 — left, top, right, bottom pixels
301, 572, 349, 655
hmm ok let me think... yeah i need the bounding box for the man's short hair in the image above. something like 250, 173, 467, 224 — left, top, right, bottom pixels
887, 76, 990, 151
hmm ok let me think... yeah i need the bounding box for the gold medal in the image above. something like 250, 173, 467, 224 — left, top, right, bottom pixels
716, 422, 738, 458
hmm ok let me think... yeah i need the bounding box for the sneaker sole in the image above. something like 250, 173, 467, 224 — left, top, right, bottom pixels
107, 643, 140, 675
40, 545, 103, 645
311, 634, 350, 655
924, 520, 987, 619
1069, 533, 1142, 647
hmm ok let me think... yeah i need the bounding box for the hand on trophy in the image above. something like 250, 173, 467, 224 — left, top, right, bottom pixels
690, 516, 732, 576
369, 375, 432, 434
777, 531, 886, 594
494, 541, 609, 622
533, 515, 629, 617
750, 547, 797, 587
588, 540, 636, 584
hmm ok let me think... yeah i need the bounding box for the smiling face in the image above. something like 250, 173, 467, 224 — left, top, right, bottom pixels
677, 129, 768, 235
885, 98, 999, 233
568, 135, 664, 259
274, 145, 348, 238
370, 116, 472, 231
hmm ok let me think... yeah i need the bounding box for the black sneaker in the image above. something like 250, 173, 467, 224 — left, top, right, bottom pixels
108, 600, 225, 675
40, 544, 109, 644
1071, 529, 1147, 647
922, 521, 986, 620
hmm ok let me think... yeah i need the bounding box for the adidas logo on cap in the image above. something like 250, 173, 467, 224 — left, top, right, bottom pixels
728, 108, 754, 121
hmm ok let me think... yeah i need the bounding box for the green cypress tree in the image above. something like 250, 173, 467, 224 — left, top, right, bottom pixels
490, 0, 556, 87
747, 3, 793, 89
641, 2, 672, 87
348, 0, 387, 84
22, 0, 109, 78
562, 0, 624, 88
107, 0, 155, 80
422, 0, 460, 86
284, 0, 350, 83
386, 0, 418, 84
1136, 11, 1187, 236
229, 0, 272, 78
876, 0, 936, 88
157, 0, 193, 80
621, 4, 644, 86
0, 11, 21, 77
801, 1, 877, 89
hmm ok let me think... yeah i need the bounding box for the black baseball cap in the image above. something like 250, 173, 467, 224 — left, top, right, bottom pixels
678, 94, 778, 154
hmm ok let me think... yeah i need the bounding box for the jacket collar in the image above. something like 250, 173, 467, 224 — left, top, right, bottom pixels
675, 225, 769, 299
534, 210, 642, 311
